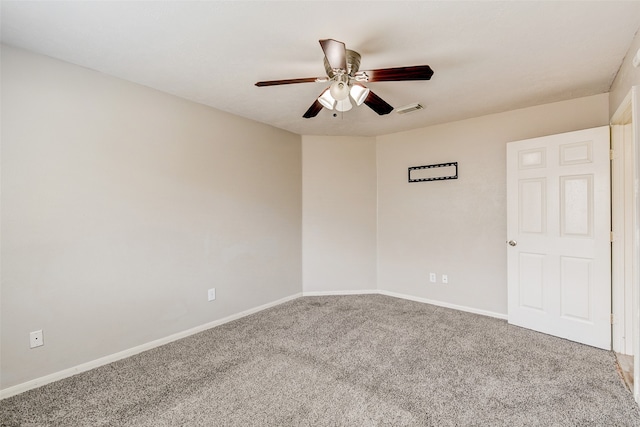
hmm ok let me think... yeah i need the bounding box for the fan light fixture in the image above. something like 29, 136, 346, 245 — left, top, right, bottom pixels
317, 80, 369, 112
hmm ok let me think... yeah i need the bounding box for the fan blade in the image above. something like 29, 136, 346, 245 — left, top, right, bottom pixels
256, 77, 321, 87
319, 39, 347, 71
364, 91, 394, 115
303, 99, 324, 119
360, 65, 434, 82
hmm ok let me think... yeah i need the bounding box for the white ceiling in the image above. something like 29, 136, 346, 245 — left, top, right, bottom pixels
2, 1, 640, 137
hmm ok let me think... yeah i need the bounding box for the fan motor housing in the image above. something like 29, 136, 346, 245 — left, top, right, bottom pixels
324, 49, 361, 78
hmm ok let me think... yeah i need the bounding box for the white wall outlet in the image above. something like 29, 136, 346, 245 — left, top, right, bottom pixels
207, 288, 216, 301
442, 274, 448, 284
429, 273, 436, 283
30, 330, 44, 348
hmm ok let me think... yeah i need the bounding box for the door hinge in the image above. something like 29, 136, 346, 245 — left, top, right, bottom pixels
611, 313, 615, 324
610, 231, 615, 242
610, 149, 615, 160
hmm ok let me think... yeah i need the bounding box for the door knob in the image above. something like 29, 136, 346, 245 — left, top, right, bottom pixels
508, 240, 517, 247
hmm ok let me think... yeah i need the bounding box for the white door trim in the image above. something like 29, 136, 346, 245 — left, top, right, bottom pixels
611, 95, 634, 355
611, 86, 640, 404
632, 87, 640, 404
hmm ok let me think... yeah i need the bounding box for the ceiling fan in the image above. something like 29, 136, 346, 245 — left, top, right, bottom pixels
255, 39, 434, 118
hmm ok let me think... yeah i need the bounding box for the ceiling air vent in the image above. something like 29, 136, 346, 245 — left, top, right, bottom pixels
396, 103, 424, 114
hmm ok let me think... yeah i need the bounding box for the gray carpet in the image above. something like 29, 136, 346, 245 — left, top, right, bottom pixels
2, 294, 640, 426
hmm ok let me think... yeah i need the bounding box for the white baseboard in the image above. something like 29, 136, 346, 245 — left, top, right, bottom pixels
378, 289, 508, 320
0, 292, 303, 400
302, 289, 379, 296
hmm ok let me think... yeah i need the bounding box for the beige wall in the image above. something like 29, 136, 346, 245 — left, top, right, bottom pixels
302, 136, 377, 293
1, 45, 302, 389
610, 28, 640, 116
376, 94, 610, 316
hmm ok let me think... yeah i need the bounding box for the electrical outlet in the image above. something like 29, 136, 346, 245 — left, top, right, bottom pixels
429, 273, 436, 283
442, 274, 448, 284
30, 330, 44, 348
208, 288, 216, 301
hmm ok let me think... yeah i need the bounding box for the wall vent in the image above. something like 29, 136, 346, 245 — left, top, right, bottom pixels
396, 103, 424, 114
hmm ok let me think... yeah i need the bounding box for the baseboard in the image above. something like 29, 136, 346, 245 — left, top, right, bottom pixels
378, 290, 508, 320
302, 289, 379, 296
0, 292, 303, 400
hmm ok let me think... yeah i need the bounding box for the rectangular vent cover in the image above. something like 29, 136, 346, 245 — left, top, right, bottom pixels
396, 103, 424, 114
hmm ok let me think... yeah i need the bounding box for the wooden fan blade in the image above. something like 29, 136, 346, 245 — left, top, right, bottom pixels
360, 65, 434, 82
255, 77, 320, 87
319, 39, 347, 71
303, 99, 324, 118
364, 91, 394, 115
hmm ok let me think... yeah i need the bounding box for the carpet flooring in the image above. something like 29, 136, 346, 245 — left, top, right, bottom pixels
2, 294, 640, 426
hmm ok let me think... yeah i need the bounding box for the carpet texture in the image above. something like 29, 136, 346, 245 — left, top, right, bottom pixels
2, 294, 640, 426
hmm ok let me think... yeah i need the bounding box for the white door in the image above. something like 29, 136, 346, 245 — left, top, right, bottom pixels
506, 126, 611, 350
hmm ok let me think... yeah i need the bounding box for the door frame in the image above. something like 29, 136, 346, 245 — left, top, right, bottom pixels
610, 86, 640, 403
611, 93, 635, 355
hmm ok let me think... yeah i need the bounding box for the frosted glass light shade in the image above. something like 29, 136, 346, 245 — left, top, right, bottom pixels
329, 80, 350, 101
335, 97, 352, 112
318, 90, 336, 110
350, 85, 370, 106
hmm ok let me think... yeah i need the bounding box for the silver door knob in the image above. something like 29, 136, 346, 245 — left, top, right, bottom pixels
508, 240, 517, 247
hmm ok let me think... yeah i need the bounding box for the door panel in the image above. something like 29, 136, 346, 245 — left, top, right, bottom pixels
560, 175, 593, 237
518, 253, 545, 310
507, 126, 610, 349
560, 256, 592, 321
519, 179, 546, 234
